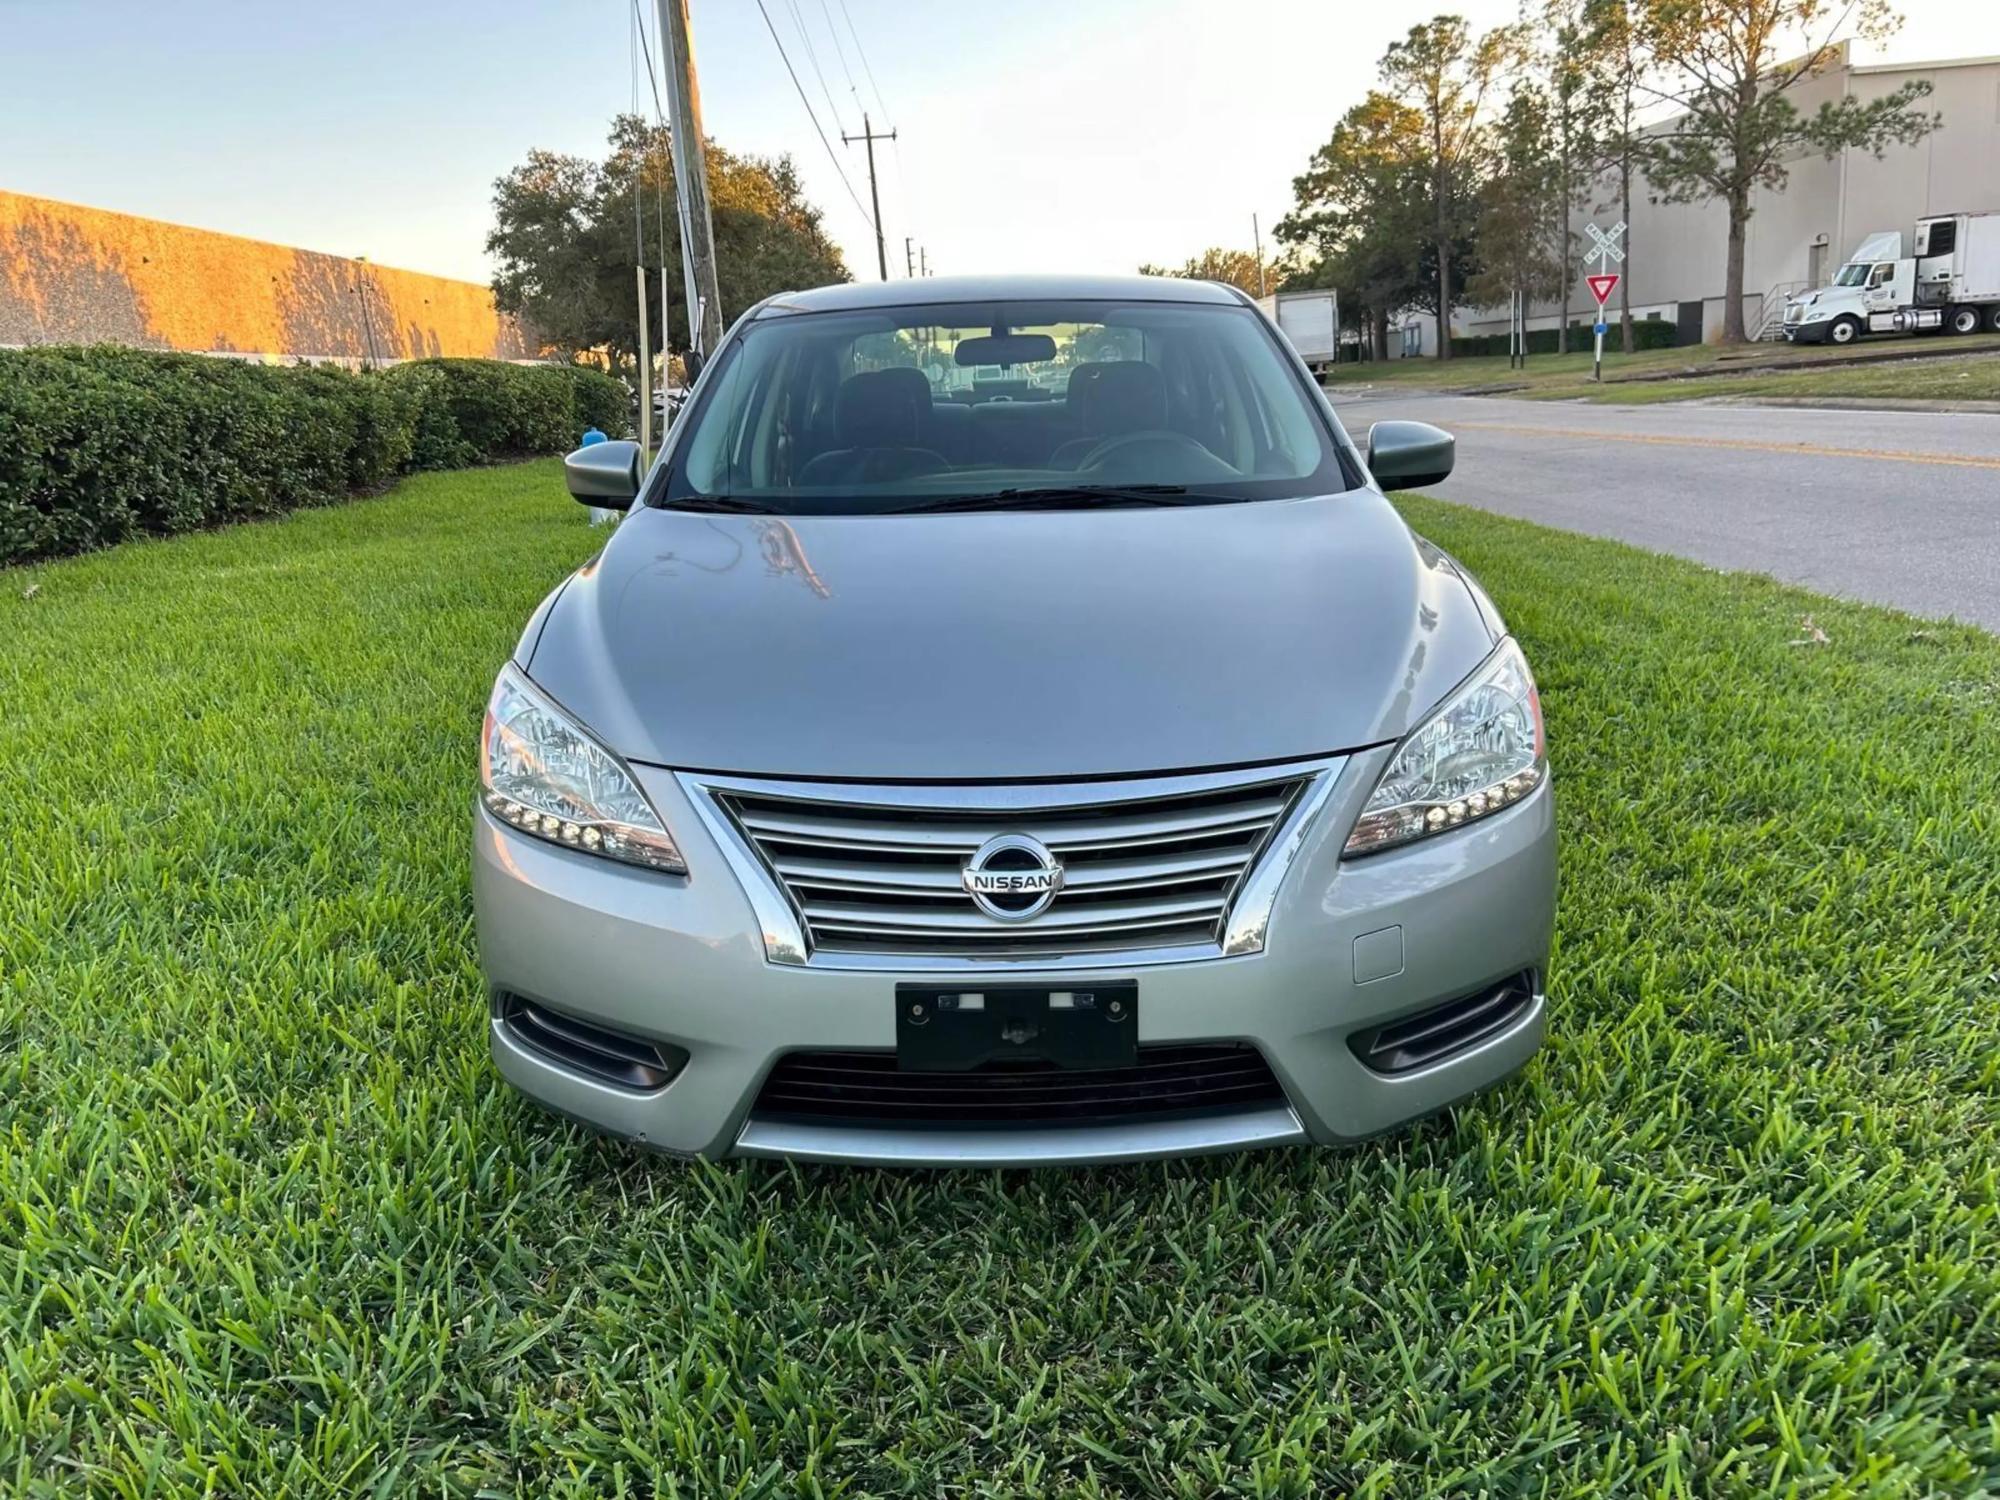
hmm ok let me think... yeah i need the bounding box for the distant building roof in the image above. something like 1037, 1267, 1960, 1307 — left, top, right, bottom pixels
1852, 53, 2000, 76
0, 190, 534, 361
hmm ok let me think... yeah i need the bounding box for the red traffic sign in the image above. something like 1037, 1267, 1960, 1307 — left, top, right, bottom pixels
1587, 273, 1620, 306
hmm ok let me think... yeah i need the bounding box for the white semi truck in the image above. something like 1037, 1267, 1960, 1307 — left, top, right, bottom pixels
1256, 289, 1340, 371
1783, 212, 2000, 344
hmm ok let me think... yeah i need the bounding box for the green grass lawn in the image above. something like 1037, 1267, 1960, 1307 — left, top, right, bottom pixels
1324, 332, 2000, 399
1324, 343, 1724, 390
3, 463, 1997, 1496
1528, 351, 2000, 405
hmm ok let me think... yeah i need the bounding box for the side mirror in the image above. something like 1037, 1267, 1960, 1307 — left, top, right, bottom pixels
565, 439, 644, 510
683, 348, 705, 385
1366, 420, 1454, 492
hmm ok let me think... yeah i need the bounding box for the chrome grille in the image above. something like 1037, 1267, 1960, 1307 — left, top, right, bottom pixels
690, 765, 1330, 964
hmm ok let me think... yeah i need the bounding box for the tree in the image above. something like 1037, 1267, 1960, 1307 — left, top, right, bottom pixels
486, 149, 606, 358
1277, 93, 1433, 361
487, 115, 848, 365
1515, 0, 1606, 352
1468, 83, 1571, 347
1378, 16, 1517, 360
1138, 247, 1279, 298
1635, 0, 1937, 342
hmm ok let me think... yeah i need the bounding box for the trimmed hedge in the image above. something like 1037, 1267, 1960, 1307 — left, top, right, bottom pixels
0, 348, 627, 565
1451, 315, 1680, 359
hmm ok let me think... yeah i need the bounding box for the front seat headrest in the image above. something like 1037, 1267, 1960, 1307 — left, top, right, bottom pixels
1068, 360, 1167, 435
833, 368, 929, 447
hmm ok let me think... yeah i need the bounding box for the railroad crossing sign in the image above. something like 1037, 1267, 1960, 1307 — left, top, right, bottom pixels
1583, 223, 1627, 384
1584, 221, 1626, 273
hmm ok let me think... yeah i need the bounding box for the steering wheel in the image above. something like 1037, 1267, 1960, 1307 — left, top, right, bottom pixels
1076, 429, 1227, 475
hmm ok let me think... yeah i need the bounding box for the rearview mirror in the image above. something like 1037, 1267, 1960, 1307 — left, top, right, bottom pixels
954, 333, 1057, 367
565, 439, 644, 509
1366, 421, 1454, 491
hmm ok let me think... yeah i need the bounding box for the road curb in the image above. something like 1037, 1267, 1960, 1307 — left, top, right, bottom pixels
1704, 395, 2000, 415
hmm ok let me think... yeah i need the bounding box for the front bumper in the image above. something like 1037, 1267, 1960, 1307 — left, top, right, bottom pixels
473, 748, 1557, 1165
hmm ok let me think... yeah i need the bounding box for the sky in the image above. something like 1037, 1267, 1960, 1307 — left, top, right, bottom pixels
4, 0, 1998, 287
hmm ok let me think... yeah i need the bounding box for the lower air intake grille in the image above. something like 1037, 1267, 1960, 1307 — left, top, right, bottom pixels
1350, 971, 1538, 1075
499, 994, 686, 1091
753, 1045, 1285, 1127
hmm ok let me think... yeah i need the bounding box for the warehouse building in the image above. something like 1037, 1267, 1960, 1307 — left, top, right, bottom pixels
0, 189, 534, 363
1400, 45, 2000, 353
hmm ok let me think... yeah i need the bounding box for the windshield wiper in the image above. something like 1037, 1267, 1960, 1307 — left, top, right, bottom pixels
890, 485, 1230, 515
659, 495, 786, 514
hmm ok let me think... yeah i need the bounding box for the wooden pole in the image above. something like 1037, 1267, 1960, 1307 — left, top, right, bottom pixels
656, 0, 724, 356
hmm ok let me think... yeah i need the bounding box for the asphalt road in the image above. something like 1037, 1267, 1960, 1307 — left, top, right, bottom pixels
1330, 390, 2000, 631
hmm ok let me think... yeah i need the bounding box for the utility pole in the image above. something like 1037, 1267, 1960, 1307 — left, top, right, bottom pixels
655, 0, 723, 357
920, 246, 928, 277
1252, 215, 1266, 298
843, 112, 896, 281
904, 236, 915, 279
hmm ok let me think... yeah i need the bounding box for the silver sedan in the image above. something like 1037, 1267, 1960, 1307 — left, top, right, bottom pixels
474, 274, 1556, 1165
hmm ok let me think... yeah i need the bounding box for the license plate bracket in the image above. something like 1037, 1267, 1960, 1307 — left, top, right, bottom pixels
895, 983, 1137, 1072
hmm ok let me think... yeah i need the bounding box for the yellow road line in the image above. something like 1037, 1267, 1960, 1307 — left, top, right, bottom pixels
1450, 420, 2000, 472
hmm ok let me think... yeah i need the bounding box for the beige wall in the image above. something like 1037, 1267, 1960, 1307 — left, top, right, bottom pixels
0, 190, 536, 361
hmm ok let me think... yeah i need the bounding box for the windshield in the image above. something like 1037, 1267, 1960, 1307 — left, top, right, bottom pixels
1832, 263, 1871, 287
659, 298, 1348, 514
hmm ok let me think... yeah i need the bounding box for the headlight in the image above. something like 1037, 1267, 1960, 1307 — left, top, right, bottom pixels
479, 664, 686, 873
1343, 638, 1545, 857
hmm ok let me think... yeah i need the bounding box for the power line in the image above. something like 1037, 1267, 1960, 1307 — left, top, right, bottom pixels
782, 0, 848, 137
628, 0, 675, 362
753, 0, 873, 229
629, 0, 652, 450
815, 0, 860, 104
647, 0, 673, 360
629, 0, 646, 264
834, 0, 893, 124
629, 0, 667, 123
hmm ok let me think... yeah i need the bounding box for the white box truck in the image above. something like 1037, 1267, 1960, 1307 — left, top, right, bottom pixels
1256, 289, 1340, 371
1783, 212, 2000, 344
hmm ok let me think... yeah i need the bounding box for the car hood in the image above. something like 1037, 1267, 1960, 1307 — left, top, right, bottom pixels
525, 492, 1498, 780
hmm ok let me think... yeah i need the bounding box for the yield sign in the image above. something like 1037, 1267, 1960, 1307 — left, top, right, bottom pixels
1587, 273, 1620, 306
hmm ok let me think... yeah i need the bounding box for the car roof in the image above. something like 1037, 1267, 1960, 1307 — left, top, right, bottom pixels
753, 273, 1249, 316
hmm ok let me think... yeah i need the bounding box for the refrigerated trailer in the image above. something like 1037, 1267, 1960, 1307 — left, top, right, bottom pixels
1256, 289, 1340, 371
1783, 212, 2000, 343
